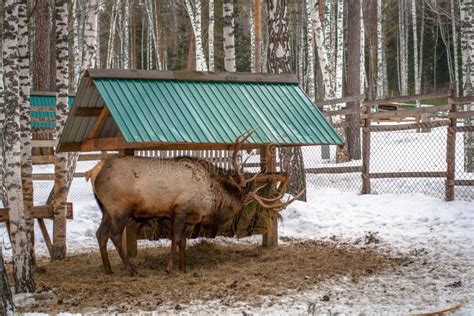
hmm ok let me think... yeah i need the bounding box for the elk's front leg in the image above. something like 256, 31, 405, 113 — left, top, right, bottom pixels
167, 213, 187, 275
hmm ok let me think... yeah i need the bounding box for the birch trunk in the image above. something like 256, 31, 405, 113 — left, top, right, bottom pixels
52, 0, 70, 260
412, 0, 420, 103
452, 0, 460, 94
460, 0, 474, 172
305, 0, 315, 100
82, 0, 99, 72
123, 0, 130, 69
106, 0, 118, 68
185, 0, 208, 71
334, 0, 344, 100
249, 0, 255, 72
399, 0, 408, 95
267, 0, 306, 201
0, 11, 6, 206
145, 0, 161, 69
312, 1, 335, 101
376, 0, 385, 99
18, 0, 35, 265
2, 0, 35, 292
223, 0, 236, 72
209, 0, 215, 71
0, 247, 14, 315
361, 0, 367, 95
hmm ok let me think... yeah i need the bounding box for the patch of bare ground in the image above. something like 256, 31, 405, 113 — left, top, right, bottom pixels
16, 239, 406, 314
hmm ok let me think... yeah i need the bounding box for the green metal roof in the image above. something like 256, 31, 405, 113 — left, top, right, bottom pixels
30, 94, 74, 128
59, 70, 343, 149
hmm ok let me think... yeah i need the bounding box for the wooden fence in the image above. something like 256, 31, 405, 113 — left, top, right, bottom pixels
310, 87, 474, 201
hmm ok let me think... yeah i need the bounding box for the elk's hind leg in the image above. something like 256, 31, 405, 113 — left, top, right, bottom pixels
167, 212, 187, 275
109, 211, 137, 276
96, 211, 113, 274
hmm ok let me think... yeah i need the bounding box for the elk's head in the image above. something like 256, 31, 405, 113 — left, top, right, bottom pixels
228, 129, 305, 212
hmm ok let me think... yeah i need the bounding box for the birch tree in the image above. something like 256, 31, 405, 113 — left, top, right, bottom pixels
185, 0, 208, 71
412, 0, 420, 100
0, 246, 14, 315
123, 0, 130, 69
399, 0, 408, 95
18, 0, 35, 264
52, 0, 70, 260
452, 0, 460, 94
145, 0, 161, 69
460, 0, 474, 172
83, 0, 99, 72
267, 0, 306, 200
223, 0, 236, 72
305, 0, 315, 100
106, 0, 118, 68
334, 0, 344, 100
0, 6, 6, 206
209, 0, 215, 71
2, 0, 35, 292
376, 0, 385, 99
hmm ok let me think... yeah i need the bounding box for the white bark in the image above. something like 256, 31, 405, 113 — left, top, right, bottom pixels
334, 0, 344, 100
376, 0, 385, 99
145, 0, 161, 70
0, 18, 6, 206
2, 0, 35, 293
412, 0, 420, 103
460, 0, 474, 172
249, 0, 255, 72
82, 0, 98, 73
361, 0, 367, 95
185, 0, 208, 71
209, 0, 215, 71
305, 0, 315, 100
123, 0, 130, 69
223, 0, 236, 72
452, 0, 459, 95
399, 0, 408, 95
312, 2, 335, 102
106, 0, 118, 68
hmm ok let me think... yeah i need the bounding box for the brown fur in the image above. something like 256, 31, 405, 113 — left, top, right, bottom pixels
89, 156, 249, 275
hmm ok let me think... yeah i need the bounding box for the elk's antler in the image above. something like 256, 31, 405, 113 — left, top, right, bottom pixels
249, 189, 306, 212
230, 128, 257, 188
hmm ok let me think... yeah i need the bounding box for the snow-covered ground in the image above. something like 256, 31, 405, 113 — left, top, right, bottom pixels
2, 183, 473, 315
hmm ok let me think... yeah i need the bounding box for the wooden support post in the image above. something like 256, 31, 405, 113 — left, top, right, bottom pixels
445, 93, 457, 201
37, 219, 53, 256
361, 105, 371, 194
261, 145, 278, 247
122, 148, 138, 255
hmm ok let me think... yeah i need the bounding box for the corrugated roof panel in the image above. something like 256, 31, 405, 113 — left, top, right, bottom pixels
30, 95, 74, 129
91, 79, 342, 145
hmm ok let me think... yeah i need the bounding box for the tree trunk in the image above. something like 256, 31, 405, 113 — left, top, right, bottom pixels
52, 0, 70, 261
305, 0, 315, 100
267, 0, 306, 201
460, 0, 474, 172
2, 0, 36, 292
209, 0, 215, 71
49, 0, 57, 91
145, 0, 161, 69
0, 7, 6, 207
185, 0, 208, 71
123, 0, 130, 69
0, 247, 14, 315
254, 0, 262, 72
334, 0, 344, 100
451, 0, 460, 95
376, 0, 385, 99
223, 0, 236, 72
345, 0, 361, 160
33, 0, 51, 91
106, 0, 118, 68
18, 0, 35, 266
399, 0, 408, 95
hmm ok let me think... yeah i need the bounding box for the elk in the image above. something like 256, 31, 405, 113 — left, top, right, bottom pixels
86, 130, 304, 275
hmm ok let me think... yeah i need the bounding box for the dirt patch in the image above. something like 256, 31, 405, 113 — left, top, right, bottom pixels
16, 239, 406, 314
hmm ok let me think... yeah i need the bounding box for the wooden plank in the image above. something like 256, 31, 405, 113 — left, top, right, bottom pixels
447, 111, 474, 119
37, 219, 53, 256
324, 107, 361, 117
362, 104, 450, 120
87, 69, 299, 84
368, 120, 450, 132
453, 180, 474, 186
0, 204, 73, 222
446, 98, 457, 201
32, 155, 55, 164
362, 90, 451, 106
87, 107, 110, 139
370, 172, 446, 179
33, 173, 85, 181
306, 166, 363, 174
456, 126, 474, 133
74, 107, 103, 117
31, 107, 56, 112
452, 95, 474, 105
32, 139, 55, 147
30, 91, 57, 96
316, 94, 365, 107
31, 117, 56, 123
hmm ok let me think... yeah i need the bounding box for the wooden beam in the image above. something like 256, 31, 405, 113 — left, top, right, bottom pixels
316, 94, 365, 107
453, 180, 474, 186
362, 104, 450, 120
87, 107, 110, 139
447, 111, 474, 119
368, 120, 450, 132
261, 144, 278, 248
0, 204, 73, 222
32, 153, 118, 164
86, 69, 299, 84
456, 126, 474, 133
446, 97, 457, 201
362, 90, 451, 106
324, 107, 361, 117
31, 107, 56, 113
452, 95, 474, 105
32, 139, 55, 147
74, 107, 103, 117
370, 172, 446, 179
306, 166, 363, 174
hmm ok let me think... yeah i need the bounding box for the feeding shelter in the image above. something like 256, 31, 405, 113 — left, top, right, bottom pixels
57, 69, 342, 253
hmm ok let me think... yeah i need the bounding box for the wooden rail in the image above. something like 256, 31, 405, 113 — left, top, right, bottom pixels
0, 203, 73, 222
306, 166, 363, 174
369, 172, 446, 179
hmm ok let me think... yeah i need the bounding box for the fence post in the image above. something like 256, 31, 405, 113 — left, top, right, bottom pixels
361, 102, 371, 194
261, 144, 278, 247
446, 89, 456, 201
